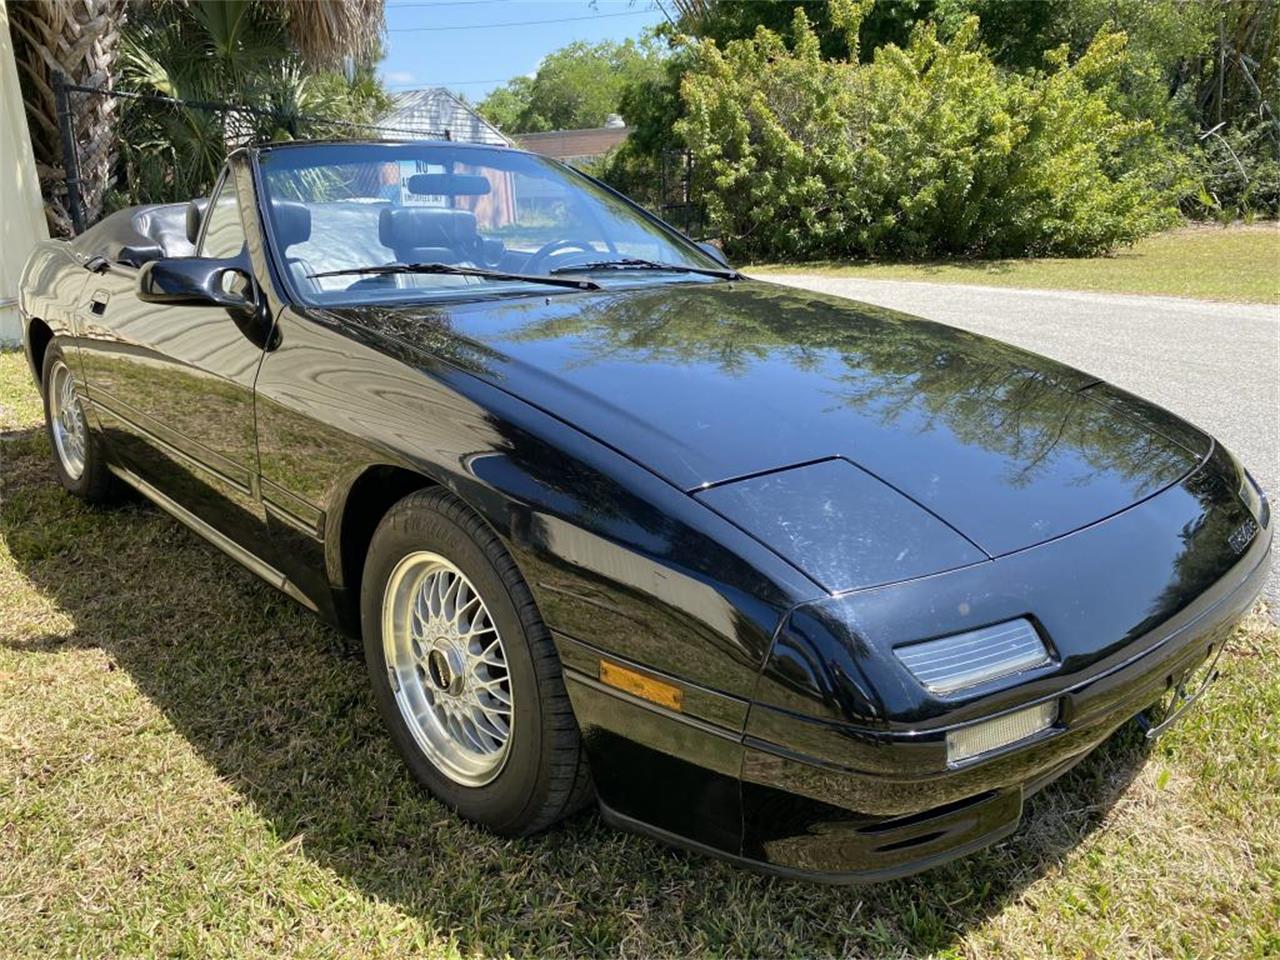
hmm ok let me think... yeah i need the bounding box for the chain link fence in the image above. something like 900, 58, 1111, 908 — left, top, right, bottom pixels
51, 75, 448, 236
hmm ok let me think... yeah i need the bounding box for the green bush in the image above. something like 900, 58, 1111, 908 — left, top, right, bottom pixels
676, 10, 1184, 261
1186, 120, 1280, 221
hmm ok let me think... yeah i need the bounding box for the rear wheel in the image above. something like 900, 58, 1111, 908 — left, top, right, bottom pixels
361, 488, 592, 835
41, 342, 118, 502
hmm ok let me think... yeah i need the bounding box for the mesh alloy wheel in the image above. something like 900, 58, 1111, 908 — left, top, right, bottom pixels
381, 550, 515, 787
40, 342, 119, 504
47, 358, 87, 481
361, 487, 593, 835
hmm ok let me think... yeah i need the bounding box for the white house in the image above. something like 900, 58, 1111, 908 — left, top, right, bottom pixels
0, 0, 47, 346
379, 88, 511, 146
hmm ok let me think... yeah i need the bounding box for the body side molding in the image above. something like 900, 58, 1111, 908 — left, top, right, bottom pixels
107, 463, 317, 611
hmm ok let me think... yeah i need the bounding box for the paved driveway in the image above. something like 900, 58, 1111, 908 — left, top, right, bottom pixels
760, 275, 1280, 617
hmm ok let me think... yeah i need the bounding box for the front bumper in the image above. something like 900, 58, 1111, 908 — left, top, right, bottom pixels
562, 505, 1270, 884
737, 535, 1267, 881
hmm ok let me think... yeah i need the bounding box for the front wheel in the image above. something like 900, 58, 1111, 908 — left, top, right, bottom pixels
360, 488, 592, 835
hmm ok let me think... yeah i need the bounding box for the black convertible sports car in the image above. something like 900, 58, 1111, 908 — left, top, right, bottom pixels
18, 140, 1271, 882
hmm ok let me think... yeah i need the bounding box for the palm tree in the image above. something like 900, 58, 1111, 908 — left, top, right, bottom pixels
7, 0, 385, 235
8, 0, 128, 235
118, 0, 388, 207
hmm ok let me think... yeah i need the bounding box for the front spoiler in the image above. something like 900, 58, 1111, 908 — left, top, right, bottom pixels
598, 792, 1024, 885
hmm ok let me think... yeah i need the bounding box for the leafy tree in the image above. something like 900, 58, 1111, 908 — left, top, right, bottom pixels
928, 0, 1070, 70
477, 37, 665, 133
674, 0, 938, 62
595, 37, 691, 211
676, 9, 1182, 260
475, 76, 537, 133
627, 0, 1276, 226
932, 0, 1277, 216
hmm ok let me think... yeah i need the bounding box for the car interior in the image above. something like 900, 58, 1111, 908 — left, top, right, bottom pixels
72, 149, 698, 304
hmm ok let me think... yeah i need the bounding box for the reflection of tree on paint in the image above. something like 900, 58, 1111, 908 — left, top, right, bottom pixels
503, 281, 1190, 490
1146, 461, 1256, 626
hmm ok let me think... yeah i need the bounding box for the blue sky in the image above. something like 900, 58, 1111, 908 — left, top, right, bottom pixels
378, 0, 669, 103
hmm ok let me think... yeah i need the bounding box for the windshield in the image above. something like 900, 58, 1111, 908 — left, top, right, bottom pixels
255, 142, 722, 305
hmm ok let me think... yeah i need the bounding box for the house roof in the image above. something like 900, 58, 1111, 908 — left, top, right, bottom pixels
379, 89, 511, 146
514, 127, 629, 161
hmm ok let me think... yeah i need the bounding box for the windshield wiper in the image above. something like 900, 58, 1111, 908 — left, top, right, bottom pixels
308, 261, 602, 292
548, 257, 740, 280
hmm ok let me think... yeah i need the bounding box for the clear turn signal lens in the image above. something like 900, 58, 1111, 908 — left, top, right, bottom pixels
946, 701, 1058, 765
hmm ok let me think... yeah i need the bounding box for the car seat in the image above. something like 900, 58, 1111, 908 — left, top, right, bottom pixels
378, 207, 482, 265
270, 201, 318, 296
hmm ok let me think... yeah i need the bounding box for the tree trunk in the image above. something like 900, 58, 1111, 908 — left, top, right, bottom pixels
8, 0, 126, 235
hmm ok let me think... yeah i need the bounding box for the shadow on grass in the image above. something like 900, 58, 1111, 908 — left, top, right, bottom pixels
1, 427, 1153, 956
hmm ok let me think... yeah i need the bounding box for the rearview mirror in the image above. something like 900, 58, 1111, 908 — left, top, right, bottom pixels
698, 241, 731, 268
137, 257, 254, 309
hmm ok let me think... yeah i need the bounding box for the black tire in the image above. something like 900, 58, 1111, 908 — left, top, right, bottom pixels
360, 487, 592, 835
40, 341, 120, 503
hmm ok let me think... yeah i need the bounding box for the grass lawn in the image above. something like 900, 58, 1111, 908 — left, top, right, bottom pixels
752, 222, 1280, 304
1, 348, 1278, 958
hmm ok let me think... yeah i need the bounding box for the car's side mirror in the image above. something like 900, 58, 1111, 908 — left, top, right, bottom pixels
698, 241, 731, 268
137, 257, 254, 310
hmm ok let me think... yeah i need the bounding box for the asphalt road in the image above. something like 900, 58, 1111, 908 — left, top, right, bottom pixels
761, 274, 1280, 618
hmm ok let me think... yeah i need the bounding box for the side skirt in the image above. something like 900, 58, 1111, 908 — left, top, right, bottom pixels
108, 463, 318, 612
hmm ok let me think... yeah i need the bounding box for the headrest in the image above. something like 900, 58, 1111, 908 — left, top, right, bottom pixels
272, 200, 312, 249
185, 198, 209, 245
406, 173, 491, 197
379, 207, 478, 252
106, 239, 162, 268
132, 203, 196, 259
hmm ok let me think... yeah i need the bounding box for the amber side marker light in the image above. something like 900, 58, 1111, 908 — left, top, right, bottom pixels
599, 660, 683, 712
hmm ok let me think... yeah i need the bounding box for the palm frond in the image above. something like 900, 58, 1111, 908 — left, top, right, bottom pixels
277, 0, 385, 69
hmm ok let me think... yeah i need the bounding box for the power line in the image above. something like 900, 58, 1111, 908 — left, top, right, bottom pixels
386, 78, 514, 87
387, 0, 514, 7
388, 0, 640, 5
388, 9, 652, 31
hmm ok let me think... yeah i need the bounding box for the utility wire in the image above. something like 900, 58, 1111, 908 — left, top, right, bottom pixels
389, 9, 651, 31
386, 78, 514, 87
387, 0, 514, 7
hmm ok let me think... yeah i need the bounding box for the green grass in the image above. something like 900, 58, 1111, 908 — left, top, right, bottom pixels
751, 222, 1280, 304
1, 348, 1278, 958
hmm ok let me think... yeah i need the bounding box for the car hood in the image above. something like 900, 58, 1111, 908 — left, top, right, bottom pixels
325, 280, 1208, 560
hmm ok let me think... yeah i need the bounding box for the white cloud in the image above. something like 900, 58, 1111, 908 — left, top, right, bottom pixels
384, 70, 416, 85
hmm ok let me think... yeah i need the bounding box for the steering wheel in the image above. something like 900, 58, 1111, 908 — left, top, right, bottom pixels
525, 238, 599, 274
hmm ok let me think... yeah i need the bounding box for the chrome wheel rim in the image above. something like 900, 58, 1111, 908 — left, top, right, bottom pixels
48, 359, 87, 480
382, 551, 514, 786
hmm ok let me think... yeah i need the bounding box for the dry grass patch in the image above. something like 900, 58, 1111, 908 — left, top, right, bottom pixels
0, 349, 1277, 958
